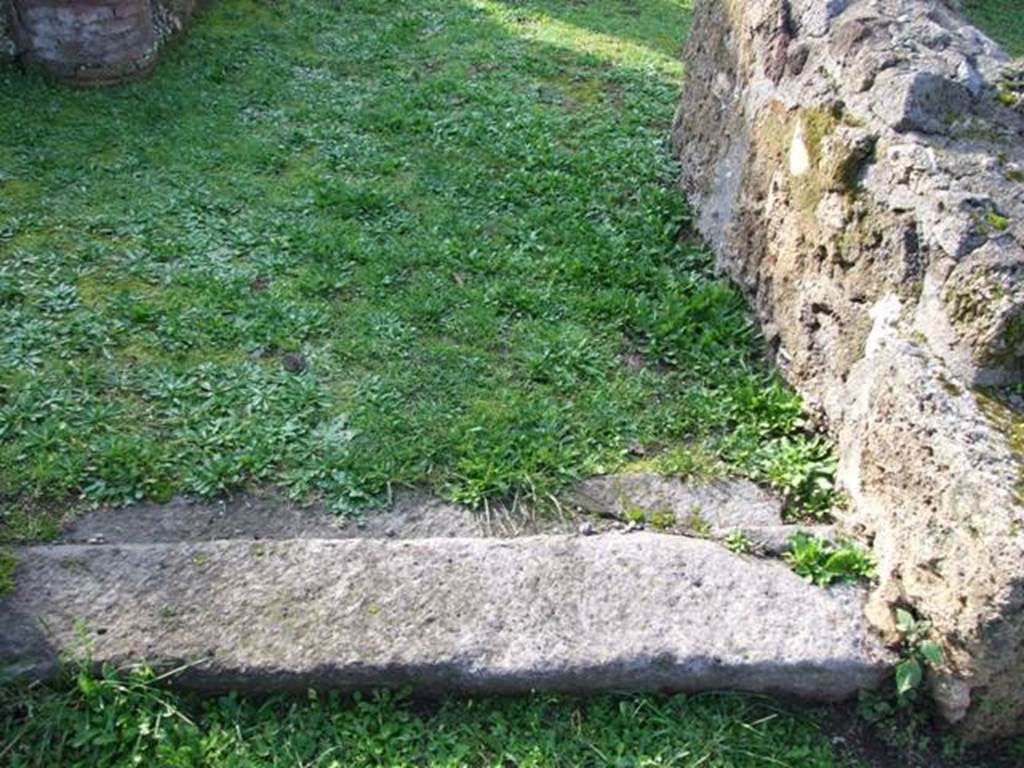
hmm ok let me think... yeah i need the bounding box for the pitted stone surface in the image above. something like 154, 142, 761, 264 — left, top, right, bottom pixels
675, 0, 1024, 740
60, 482, 815, 553
60, 492, 496, 544
59, 491, 583, 545
564, 475, 784, 530
0, 534, 892, 699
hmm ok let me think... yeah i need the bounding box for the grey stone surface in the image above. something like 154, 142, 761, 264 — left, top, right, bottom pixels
0, 534, 892, 698
675, 0, 1024, 740
564, 475, 784, 529
59, 479, 821, 554
0, 0, 12, 63
60, 491, 574, 544
561, 474, 820, 551
62, 494, 351, 544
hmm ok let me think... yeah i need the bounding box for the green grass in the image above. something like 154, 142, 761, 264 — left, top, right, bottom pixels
0, 547, 14, 595
964, 1, 1024, 57
0, 666, 857, 767
0, 0, 836, 537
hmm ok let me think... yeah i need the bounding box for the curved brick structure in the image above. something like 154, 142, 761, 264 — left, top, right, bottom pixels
11, 0, 154, 83
1, 0, 200, 83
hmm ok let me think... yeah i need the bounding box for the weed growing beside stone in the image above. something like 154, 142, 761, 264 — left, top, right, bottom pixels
0, 0, 837, 538
784, 531, 876, 588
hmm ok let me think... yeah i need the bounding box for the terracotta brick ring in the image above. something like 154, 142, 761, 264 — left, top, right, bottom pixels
2, 0, 203, 84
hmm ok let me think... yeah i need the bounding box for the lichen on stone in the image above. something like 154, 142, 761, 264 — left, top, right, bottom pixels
675, 0, 1024, 741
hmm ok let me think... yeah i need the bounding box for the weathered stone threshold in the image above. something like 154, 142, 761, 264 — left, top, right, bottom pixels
1, 533, 892, 699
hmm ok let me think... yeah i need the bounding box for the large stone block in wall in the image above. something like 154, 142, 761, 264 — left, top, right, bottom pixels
674, 0, 1024, 741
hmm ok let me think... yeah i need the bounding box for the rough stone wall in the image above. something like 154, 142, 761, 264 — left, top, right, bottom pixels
1, 0, 15, 62
4, 0, 203, 83
675, 0, 1024, 741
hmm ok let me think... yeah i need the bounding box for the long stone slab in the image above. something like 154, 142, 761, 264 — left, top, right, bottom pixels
0, 533, 892, 699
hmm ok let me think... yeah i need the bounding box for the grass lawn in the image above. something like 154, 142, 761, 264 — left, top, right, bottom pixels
0, 0, 837, 540
1, 669, 863, 768
965, 0, 1024, 56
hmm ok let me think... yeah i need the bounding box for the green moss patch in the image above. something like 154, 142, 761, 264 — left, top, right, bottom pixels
0, 548, 14, 597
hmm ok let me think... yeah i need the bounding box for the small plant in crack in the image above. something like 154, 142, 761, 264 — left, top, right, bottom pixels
724, 529, 752, 554
648, 510, 676, 530
755, 437, 839, 521
686, 505, 712, 537
854, 609, 948, 759
783, 531, 875, 586
894, 607, 944, 698
623, 505, 648, 525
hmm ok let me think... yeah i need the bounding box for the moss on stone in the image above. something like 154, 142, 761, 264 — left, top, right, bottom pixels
789, 107, 860, 215
687, 505, 713, 536
802, 108, 839, 166
754, 105, 794, 162
792, 161, 826, 215
0, 548, 15, 597
944, 272, 1024, 369
648, 510, 676, 530
974, 390, 1024, 502
944, 275, 1005, 326
623, 504, 647, 524
831, 151, 866, 194
937, 371, 963, 398
990, 312, 1024, 368
987, 212, 1011, 232
996, 90, 1018, 108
